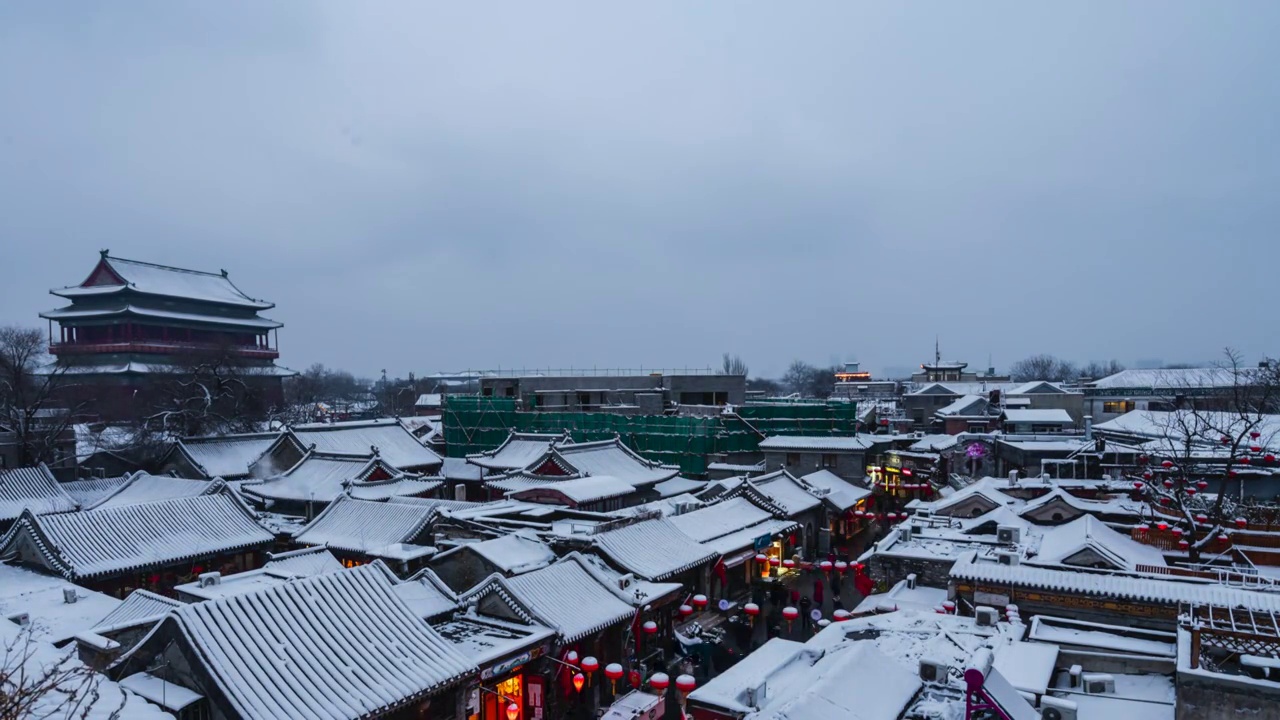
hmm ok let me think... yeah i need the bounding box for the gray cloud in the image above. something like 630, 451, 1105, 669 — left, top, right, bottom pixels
2, 2, 1276, 379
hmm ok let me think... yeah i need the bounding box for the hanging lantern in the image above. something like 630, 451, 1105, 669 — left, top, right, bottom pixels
1218, 533, 1230, 543
1132, 481, 1144, 490
817, 619, 831, 629
1251, 431, 1262, 439
604, 663, 624, 694
1139, 454, 1149, 464
565, 650, 578, 666
854, 510, 866, 518
834, 561, 848, 574
650, 673, 669, 692
782, 559, 796, 570
573, 673, 585, 693
678, 604, 693, 618
1229, 470, 1239, 478
1160, 497, 1171, 506
1163, 479, 1174, 489
1142, 471, 1153, 480
675, 674, 697, 704
1236, 517, 1249, 529
743, 602, 760, 626
1252, 445, 1263, 454
819, 560, 833, 572
1240, 456, 1252, 465
1195, 514, 1208, 523
1136, 524, 1149, 533
692, 594, 708, 609
580, 656, 599, 686
1161, 460, 1173, 469
754, 553, 768, 564
833, 609, 851, 622
1268, 454, 1277, 463
643, 621, 658, 635
1186, 487, 1197, 496
1171, 527, 1183, 538
935, 605, 947, 614
1222, 436, 1232, 445
1197, 480, 1209, 490
769, 557, 781, 568
506, 703, 519, 720
1178, 540, 1189, 551
1156, 522, 1168, 531
782, 606, 799, 631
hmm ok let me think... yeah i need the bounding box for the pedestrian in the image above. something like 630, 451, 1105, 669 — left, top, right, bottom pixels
799, 594, 812, 632
813, 578, 824, 610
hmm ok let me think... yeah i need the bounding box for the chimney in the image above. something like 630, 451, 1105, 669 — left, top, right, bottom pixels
1084, 415, 1093, 441
1008, 470, 1019, 487
906, 573, 917, 590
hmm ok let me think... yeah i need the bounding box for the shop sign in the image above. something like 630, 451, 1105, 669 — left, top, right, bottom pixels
482, 644, 547, 680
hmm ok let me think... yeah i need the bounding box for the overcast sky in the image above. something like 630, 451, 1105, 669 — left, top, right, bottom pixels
2, 3, 1276, 379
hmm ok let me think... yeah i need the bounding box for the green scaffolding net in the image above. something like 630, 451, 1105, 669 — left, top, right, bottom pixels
442, 396, 859, 476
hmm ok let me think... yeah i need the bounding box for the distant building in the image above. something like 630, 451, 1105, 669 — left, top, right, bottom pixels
831, 361, 900, 400
479, 370, 745, 412
40, 251, 293, 420
1080, 367, 1274, 423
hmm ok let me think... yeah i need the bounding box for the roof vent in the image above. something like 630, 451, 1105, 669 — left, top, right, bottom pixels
198, 571, 222, 588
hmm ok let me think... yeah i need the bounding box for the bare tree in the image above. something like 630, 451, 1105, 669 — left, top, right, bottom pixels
721, 354, 748, 377
1080, 359, 1125, 380
1133, 349, 1280, 564
1, 625, 124, 720
146, 340, 272, 436
1009, 354, 1078, 382
0, 325, 81, 467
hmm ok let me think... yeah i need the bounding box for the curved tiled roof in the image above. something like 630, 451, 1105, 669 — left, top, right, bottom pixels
474, 555, 635, 643
85, 473, 224, 510
91, 590, 182, 634
591, 517, 716, 581
293, 496, 436, 557
0, 465, 78, 521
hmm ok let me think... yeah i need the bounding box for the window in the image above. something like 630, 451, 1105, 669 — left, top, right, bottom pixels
821, 454, 837, 468
504, 386, 515, 397
786, 453, 801, 466
577, 392, 592, 407
1103, 400, 1135, 414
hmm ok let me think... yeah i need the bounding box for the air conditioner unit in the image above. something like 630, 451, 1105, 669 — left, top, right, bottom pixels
997, 551, 1020, 566
198, 572, 222, 588
745, 681, 768, 708
1040, 696, 1078, 720
901, 525, 914, 541
917, 508, 933, 518
616, 573, 635, 591
1082, 673, 1115, 694
997, 525, 1021, 545
906, 573, 918, 590
63, 588, 78, 604
7, 613, 29, 627
974, 606, 999, 627
918, 659, 950, 684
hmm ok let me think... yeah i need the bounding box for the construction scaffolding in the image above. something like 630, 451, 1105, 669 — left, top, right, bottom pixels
442, 396, 859, 475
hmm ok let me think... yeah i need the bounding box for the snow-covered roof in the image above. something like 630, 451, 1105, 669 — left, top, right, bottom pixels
439, 457, 484, 482
800, 469, 871, 511
0, 493, 274, 580
432, 613, 555, 667
936, 394, 991, 417
59, 474, 131, 507
668, 497, 773, 543
688, 638, 813, 713
542, 438, 680, 487
0, 464, 78, 521
750, 642, 921, 720
90, 589, 182, 635
1089, 367, 1244, 390
263, 546, 346, 577
1002, 409, 1074, 425
1094, 409, 1280, 450
0, 564, 123, 644
573, 552, 683, 607
118, 563, 475, 719
293, 495, 437, 559
909, 381, 1020, 396
757, 435, 882, 452
291, 418, 443, 470
1027, 615, 1176, 657
493, 554, 636, 643
951, 551, 1280, 611
393, 569, 461, 620
746, 471, 822, 515
467, 432, 567, 471
241, 451, 441, 504
172, 432, 278, 479
447, 531, 557, 574
591, 517, 717, 581
414, 393, 443, 407
84, 473, 224, 510
702, 519, 798, 557
852, 578, 948, 614
1008, 381, 1073, 395
707, 460, 767, 474
507, 476, 637, 504
909, 434, 960, 452
1029, 515, 1166, 571
52, 254, 274, 309
652, 476, 707, 498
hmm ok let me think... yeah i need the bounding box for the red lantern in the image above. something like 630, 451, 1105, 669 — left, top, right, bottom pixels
1132, 481, 1144, 490
1139, 454, 1149, 464
1197, 481, 1208, 490
942, 600, 956, 613
507, 703, 519, 720
1236, 518, 1248, 529
833, 609, 851, 622
1186, 488, 1197, 496
1156, 522, 1168, 531
678, 604, 693, 618
1251, 431, 1262, 439
819, 560, 833, 572
580, 656, 599, 675
1251, 445, 1263, 454
676, 674, 697, 698
743, 602, 760, 626
1171, 527, 1183, 538
782, 559, 796, 570
1160, 497, 1171, 506
1195, 514, 1208, 523
854, 510, 865, 518
643, 621, 658, 635
754, 553, 768, 564
149, 574, 160, 585
1240, 456, 1252, 465
1142, 471, 1153, 480
1161, 460, 1173, 469
782, 606, 799, 630
1268, 454, 1277, 463
691, 594, 708, 609
604, 663, 624, 693
1218, 533, 1230, 543
573, 673, 585, 693
1229, 470, 1239, 478
1222, 436, 1232, 445
650, 673, 669, 691
1136, 524, 1149, 533
1163, 479, 1173, 489
769, 557, 781, 567
1178, 540, 1189, 551
834, 561, 848, 574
